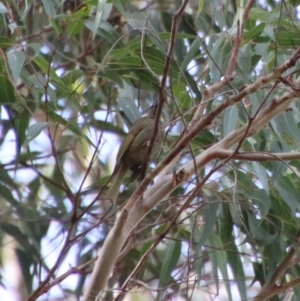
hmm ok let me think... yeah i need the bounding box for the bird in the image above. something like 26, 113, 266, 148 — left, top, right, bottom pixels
107, 103, 164, 204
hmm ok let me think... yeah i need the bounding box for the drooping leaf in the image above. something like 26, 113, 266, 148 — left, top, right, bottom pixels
157, 239, 181, 300
41, 0, 56, 16
208, 234, 233, 301
24, 122, 49, 147
223, 106, 238, 137
0, 58, 15, 105
7, 51, 26, 83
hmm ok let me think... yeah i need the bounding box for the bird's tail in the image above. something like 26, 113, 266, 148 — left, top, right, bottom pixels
107, 165, 127, 204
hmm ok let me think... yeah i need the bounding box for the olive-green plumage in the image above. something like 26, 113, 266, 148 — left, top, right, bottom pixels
107, 105, 164, 203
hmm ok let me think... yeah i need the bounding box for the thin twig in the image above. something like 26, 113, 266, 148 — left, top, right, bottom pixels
144, 0, 190, 173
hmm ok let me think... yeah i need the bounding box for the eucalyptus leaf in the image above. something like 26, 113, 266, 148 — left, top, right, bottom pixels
247, 213, 276, 245
0, 2, 8, 13
208, 234, 232, 301
41, 0, 56, 16
181, 38, 202, 72
0, 36, 12, 48
274, 175, 300, 214
84, 18, 120, 44
223, 106, 238, 137
92, 0, 108, 39
252, 162, 269, 195
194, 203, 219, 249
0, 57, 15, 104
157, 239, 181, 300
24, 122, 49, 147
7, 51, 26, 83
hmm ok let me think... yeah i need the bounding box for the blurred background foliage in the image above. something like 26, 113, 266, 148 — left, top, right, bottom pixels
1, 0, 300, 300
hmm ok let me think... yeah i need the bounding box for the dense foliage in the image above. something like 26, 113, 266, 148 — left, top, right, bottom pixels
1, 1, 300, 301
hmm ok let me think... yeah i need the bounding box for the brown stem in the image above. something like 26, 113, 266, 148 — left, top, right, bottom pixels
252, 246, 297, 301
225, 0, 256, 79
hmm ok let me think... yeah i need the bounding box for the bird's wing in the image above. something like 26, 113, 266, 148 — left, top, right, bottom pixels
129, 127, 150, 153
116, 132, 135, 161
116, 118, 147, 161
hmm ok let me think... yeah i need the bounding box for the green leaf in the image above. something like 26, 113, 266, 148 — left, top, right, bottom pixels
126, 11, 165, 54
247, 213, 276, 245
118, 88, 142, 126
15, 248, 34, 294
262, 240, 283, 280
0, 224, 29, 247
292, 285, 300, 300
227, 170, 255, 195
159, 239, 181, 285
290, 0, 300, 7
68, 19, 85, 37
24, 122, 49, 147
28, 72, 47, 88
41, 0, 56, 16
193, 129, 215, 149
159, 32, 196, 40
0, 57, 15, 104
62, 69, 84, 85
271, 190, 298, 236
84, 18, 120, 44
249, 7, 280, 22
223, 106, 238, 137
173, 80, 192, 110
270, 141, 286, 182
277, 32, 300, 47
50, 17, 63, 35
181, 38, 202, 71
194, 203, 219, 248
219, 208, 247, 301
208, 234, 232, 301
109, 48, 132, 60
98, 69, 124, 87
92, 0, 110, 38
157, 239, 181, 300
0, 182, 18, 205
0, 36, 12, 48
185, 72, 202, 99
0, 166, 17, 192
252, 162, 269, 195
9, 108, 29, 162
238, 43, 252, 80
140, 46, 166, 74
244, 23, 265, 41
272, 112, 300, 144
207, 35, 227, 83
33, 57, 69, 94
196, 0, 205, 18
252, 262, 265, 286
274, 175, 300, 214
251, 189, 271, 216
0, 3, 8, 13
7, 51, 26, 83
38, 103, 94, 146
27, 177, 41, 207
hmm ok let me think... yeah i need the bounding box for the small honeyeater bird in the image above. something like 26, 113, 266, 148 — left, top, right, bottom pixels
107, 104, 164, 203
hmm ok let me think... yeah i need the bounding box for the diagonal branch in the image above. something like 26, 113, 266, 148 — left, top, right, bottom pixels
252, 241, 299, 301
214, 149, 300, 162
82, 40, 300, 301
145, 0, 190, 175
225, 0, 256, 79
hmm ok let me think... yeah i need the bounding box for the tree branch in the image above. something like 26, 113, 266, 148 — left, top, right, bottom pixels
252, 243, 298, 301
214, 149, 300, 162
82, 41, 300, 301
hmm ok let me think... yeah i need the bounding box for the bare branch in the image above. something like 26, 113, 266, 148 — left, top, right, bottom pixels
81, 41, 300, 301
214, 149, 300, 162
252, 243, 299, 301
